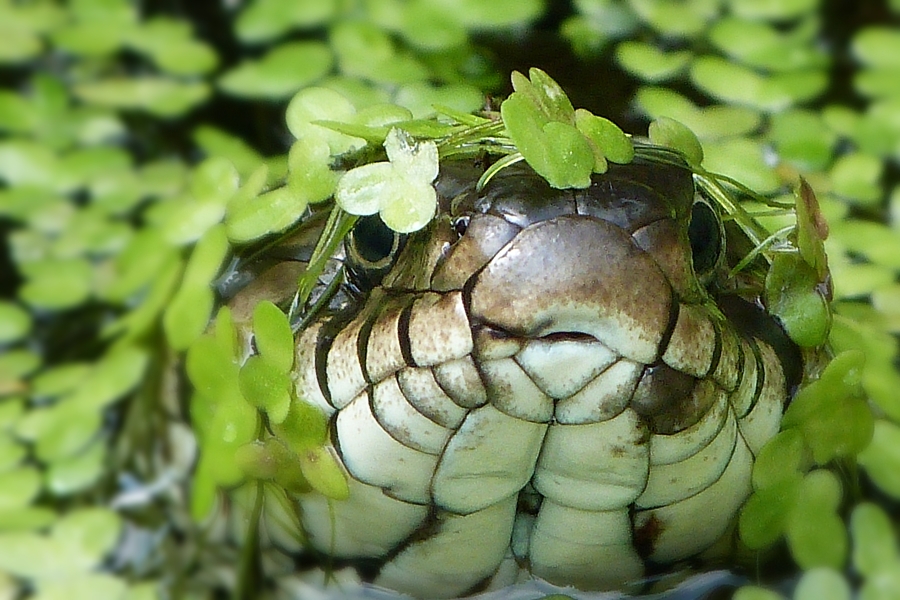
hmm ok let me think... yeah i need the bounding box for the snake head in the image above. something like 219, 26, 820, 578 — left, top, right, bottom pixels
293, 154, 802, 596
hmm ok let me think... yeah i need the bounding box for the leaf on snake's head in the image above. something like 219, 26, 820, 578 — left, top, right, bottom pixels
795, 177, 830, 284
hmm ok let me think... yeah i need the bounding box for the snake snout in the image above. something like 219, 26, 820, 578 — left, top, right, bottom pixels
468, 215, 675, 365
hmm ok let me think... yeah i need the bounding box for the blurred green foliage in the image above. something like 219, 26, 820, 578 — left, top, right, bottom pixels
1, 0, 900, 599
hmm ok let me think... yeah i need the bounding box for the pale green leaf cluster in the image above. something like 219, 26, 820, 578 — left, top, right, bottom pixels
739, 351, 872, 563
500, 68, 634, 189
336, 128, 439, 232
186, 302, 347, 522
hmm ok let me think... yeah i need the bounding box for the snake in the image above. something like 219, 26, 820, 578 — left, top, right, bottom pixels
224, 151, 801, 599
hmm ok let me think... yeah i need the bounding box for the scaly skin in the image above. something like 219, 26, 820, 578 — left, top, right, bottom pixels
233, 155, 800, 598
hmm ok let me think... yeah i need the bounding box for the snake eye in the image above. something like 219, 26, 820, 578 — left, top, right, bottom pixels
688, 197, 724, 278
347, 215, 402, 269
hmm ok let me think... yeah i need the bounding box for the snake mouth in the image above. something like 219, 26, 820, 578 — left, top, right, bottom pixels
472, 323, 605, 359
471, 322, 631, 410
477, 324, 600, 344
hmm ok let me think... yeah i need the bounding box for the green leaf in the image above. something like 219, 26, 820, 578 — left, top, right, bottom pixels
330, 19, 395, 68
703, 137, 782, 194
330, 21, 428, 84
252, 301, 294, 373
0, 350, 40, 396
648, 117, 703, 167
126, 17, 218, 76
829, 152, 883, 206
30, 364, 91, 399
861, 572, 900, 600
19, 258, 93, 310
0, 91, 38, 134
0, 434, 26, 472
160, 200, 226, 247
193, 126, 265, 179
33, 574, 128, 600
853, 27, 900, 68
0, 302, 32, 344
33, 402, 102, 463
186, 335, 240, 402
782, 350, 873, 463
271, 400, 328, 455
738, 478, 801, 549
238, 355, 292, 424
690, 56, 826, 111
636, 87, 762, 141
213, 306, 238, 361
785, 470, 847, 570
501, 93, 593, 189
452, 0, 545, 27
218, 42, 333, 100
225, 186, 309, 243
855, 67, 900, 99
285, 87, 364, 156
830, 221, 900, 270
192, 395, 259, 488
384, 128, 439, 183
0, 25, 43, 64
615, 41, 691, 82
378, 177, 438, 233
768, 109, 837, 171
851, 503, 899, 578
53, 507, 123, 566
225, 164, 270, 215
235, 438, 289, 480
0, 467, 42, 510
100, 256, 181, 341
0, 140, 62, 190
189, 157, 241, 206
858, 419, 900, 499
234, 438, 310, 493
318, 75, 390, 110
793, 569, 851, 600
0, 507, 57, 532
629, 0, 713, 37
794, 179, 829, 281
298, 445, 349, 500
335, 161, 399, 216
752, 428, 809, 490
522, 68, 576, 124
65, 344, 149, 410
399, 2, 466, 51
286, 135, 338, 204
729, 0, 818, 20
163, 282, 215, 352
392, 82, 483, 119
235, 0, 338, 43
733, 587, 785, 600
189, 456, 219, 521
574, 109, 634, 172
708, 17, 827, 72
45, 440, 106, 496
765, 253, 831, 348
73, 78, 211, 118
183, 225, 229, 287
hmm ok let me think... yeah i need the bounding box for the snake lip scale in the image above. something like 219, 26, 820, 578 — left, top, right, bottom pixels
229, 155, 800, 599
